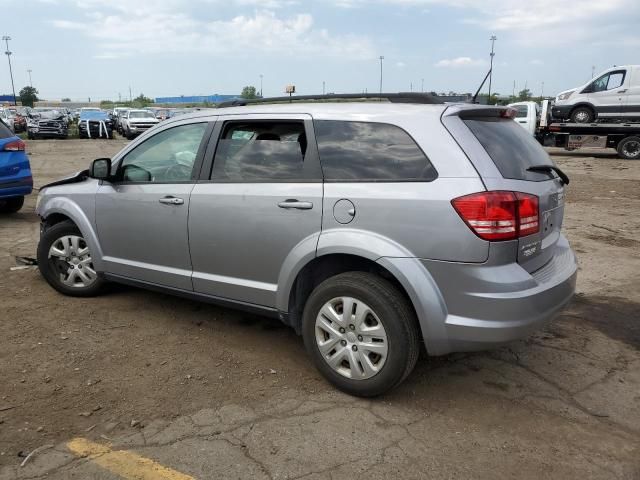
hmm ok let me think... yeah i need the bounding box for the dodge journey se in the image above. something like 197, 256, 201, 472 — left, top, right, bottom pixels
36, 94, 577, 396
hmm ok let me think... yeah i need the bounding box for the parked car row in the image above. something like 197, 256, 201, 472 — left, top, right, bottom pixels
111, 107, 200, 139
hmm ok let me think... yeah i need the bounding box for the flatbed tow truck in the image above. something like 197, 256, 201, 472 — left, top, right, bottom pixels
534, 100, 640, 160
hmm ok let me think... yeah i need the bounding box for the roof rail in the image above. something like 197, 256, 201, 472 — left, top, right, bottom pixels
217, 92, 444, 108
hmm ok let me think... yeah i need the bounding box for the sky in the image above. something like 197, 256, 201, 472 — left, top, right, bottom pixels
1, 0, 639, 101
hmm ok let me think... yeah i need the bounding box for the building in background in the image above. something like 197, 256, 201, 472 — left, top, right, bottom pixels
155, 94, 239, 104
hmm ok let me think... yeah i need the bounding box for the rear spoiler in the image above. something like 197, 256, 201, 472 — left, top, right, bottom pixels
442, 104, 517, 119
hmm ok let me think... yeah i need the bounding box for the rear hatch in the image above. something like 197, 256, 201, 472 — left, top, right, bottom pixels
445, 106, 566, 273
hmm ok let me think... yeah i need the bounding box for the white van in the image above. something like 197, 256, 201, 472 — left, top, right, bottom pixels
552, 65, 640, 123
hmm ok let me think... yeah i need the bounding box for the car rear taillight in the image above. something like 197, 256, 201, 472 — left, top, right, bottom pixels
452, 191, 539, 241
3, 139, 25, 151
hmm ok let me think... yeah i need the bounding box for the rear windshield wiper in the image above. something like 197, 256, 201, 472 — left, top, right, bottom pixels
527, 165, 570, 185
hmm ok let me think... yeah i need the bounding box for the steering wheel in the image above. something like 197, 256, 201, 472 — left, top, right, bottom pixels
163, 163, 192, 181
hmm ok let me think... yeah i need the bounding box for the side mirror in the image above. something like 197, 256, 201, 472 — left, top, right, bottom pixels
89, 158, 111, 180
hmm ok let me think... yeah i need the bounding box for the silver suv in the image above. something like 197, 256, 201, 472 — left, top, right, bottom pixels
36, 95, 577, 397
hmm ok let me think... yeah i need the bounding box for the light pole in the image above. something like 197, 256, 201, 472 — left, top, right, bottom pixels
421, 78, 424, 93
379, 55, 384, 95
2, 36, 17, 106
488, 35, 497, 99
259, 74, 263, 97
27, 69, 32, 87
322, 81, 325, 95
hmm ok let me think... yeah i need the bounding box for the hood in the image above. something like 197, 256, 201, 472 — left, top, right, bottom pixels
32, 110, 66, 121
40, 169, 89, 190
80, 111, 110, 122
129, 117, 159, 123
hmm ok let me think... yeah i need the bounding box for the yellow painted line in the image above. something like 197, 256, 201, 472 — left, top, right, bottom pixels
67, 437, 195, 480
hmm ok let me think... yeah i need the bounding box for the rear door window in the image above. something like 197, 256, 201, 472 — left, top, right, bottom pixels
463, 118, 554, 181
314, 120, 436, 181
212, 121, 310, 181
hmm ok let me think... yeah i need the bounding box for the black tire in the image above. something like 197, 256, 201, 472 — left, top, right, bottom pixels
570, 106, 595, 124
0, 196, 24, 213
37, 220, 106, 297
617, 136, 640, 160
302, 272, 420, 397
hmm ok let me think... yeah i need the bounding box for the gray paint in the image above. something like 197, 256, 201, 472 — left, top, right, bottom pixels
36, 100, 577, 357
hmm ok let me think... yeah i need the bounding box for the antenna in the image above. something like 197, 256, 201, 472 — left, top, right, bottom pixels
472, 68, 492, 104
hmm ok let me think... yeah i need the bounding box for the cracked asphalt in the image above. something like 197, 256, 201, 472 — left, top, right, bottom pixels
0, 141, 639, 479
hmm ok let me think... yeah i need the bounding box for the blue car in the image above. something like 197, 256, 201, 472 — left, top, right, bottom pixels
0, 120, 32, 213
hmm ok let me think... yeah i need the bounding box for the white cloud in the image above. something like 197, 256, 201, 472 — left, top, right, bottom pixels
51, 8, 375, 59
330, 0, 639, 45
435, 57, 487, 68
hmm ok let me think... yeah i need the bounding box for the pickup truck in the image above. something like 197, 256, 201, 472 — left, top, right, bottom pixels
121, 109, 159, 139
508, 100, 640, 160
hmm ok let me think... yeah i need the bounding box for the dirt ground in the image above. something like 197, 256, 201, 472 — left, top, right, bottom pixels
0, 139, 639, 479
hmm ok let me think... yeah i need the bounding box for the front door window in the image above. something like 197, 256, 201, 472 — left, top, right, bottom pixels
119, 123, 208, 182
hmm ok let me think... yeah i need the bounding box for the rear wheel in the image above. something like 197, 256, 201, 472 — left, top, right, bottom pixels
617, 136, 640, 160
37, 220, 105, 296
570, 106, 595, 123
0, 196, 24, 213
302, 272, 420, 397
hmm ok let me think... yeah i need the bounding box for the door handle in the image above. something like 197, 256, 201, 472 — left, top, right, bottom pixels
278, 199, 313, 210
159, 196, 184, 205
618, 89, 627, 93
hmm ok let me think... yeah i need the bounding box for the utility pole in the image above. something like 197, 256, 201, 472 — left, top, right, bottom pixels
27, 69, 32, 87
421, 78, 424, 92
512, 80, 516, 99
322, 81, 325, 95
129, 85, 132, 102
410, 82, 413, 92
591, 65, 595, 79
540, 81, 544, 98
259, 74, 263, 97
488, 35, 497, 99
379, 55, 384, 95
2, 36, 17, 106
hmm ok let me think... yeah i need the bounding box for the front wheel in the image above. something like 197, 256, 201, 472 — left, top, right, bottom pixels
37, 220, 105, 297
617, 136, 640, 160
302, 272, 420, 397
570, 106, 595, 123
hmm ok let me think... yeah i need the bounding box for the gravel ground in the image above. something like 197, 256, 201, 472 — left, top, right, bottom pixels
0, 140, 638, 479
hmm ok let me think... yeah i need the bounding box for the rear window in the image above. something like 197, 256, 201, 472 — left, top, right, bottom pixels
314, 120, 437, 182
0, 119, 13, 139
463, 118, 553, 181
513, 105, 528, 118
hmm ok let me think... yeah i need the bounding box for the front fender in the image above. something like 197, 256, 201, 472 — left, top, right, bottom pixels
39, 194, 105, 271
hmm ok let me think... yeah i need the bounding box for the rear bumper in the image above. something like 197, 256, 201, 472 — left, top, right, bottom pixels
0, 177, 33, 198
419, 234, 577, 353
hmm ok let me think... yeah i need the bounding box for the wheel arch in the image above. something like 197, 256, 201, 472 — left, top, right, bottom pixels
278, 230, 450, 354
569, 102, 597, 120
40, 198, 105, 271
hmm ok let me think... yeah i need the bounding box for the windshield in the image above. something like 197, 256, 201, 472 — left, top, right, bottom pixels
464, 118, 554, 181
129, 111, 156, 119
